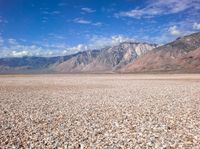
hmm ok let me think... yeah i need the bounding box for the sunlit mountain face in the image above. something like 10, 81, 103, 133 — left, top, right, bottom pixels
0, 0, 200, 58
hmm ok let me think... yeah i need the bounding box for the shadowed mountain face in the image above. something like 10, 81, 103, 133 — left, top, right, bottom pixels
121, 32, 200, 73
0, 54, 77, 73
52, 50, 101, 73
0, 32, 200, 74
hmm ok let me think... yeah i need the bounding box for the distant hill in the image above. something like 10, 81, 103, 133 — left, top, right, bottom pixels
0, 32, 200, 74
0, 54, 77, 73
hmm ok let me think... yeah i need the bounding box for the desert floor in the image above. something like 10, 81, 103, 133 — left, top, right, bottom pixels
0, 74, 200, 148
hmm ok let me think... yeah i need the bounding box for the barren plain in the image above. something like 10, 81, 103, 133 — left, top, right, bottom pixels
0, 74, 200, 148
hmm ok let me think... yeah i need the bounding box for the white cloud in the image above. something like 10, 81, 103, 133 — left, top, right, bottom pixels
0, 36, 4, 46
93, 22, 103, 26
117, 0, 200, 19
81, 7, 96, 13
193, 22, 200, 30
73, 18, 91, 24
63, 44, 89, 54
11, 50, 30, 57
73, 18, 103, 26
58, 3, 67, 7
41, 11, 60, 15
62, 35, 134, 54
0, 37, 68, 58
0, 16, 8, 24
51, 11, 60, 14
48, 33, 65, 40
8, 38, 18, 45
87, 35, 135, 49
168, 26, 181, 36
42, 17, 48, 23
72, 44, 88, 51
0, 35, 134, 58
111, 35, 133, 43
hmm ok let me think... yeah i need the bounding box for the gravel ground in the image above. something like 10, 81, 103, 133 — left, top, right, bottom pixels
0, 74, 200, 148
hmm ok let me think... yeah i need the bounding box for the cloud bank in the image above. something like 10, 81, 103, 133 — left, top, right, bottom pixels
0, 35, 135, 58
117, 0, 200, 19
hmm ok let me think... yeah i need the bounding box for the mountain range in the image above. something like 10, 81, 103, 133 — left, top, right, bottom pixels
121, 32, 200, 73
0, 32, 200, 74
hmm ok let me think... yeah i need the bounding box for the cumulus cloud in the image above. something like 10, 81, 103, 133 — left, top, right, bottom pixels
81, 7, 96, 13
63, 44, 89, 54
0, 35, 134, 58
11, 50, 30, 57
168, 26, 181, 36
0, 37, 68, 58
117, 0, 200, 19
193, 22, 200, 30
62, 35, 134, 54
87, 35, 135, 49
0, 37, 91, 58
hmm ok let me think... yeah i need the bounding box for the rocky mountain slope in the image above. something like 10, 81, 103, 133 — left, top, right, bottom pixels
121, 32, 200, 73
52, 50, 101, 73
0, 32, 200, 73
53, 42, 157, 73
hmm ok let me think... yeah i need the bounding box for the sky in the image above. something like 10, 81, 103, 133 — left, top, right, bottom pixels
0, 0, 200, 57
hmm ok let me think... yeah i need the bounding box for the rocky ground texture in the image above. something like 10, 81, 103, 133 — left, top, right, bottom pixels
0, 74, 200, 148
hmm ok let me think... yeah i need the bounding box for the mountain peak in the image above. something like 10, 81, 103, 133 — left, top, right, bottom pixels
121, 32, 200, 73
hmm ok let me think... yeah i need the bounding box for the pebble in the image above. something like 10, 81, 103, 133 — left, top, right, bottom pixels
0, 74, 200, 148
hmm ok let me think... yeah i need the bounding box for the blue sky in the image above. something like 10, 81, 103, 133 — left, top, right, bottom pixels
0, 0, 200, 57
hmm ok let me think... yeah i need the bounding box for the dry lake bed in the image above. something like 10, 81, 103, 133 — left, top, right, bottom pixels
0, 74, 200, 148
